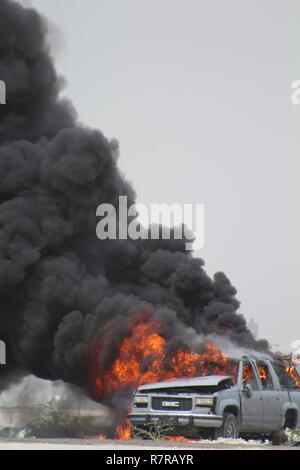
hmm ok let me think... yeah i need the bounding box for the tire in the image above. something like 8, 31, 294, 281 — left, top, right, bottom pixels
214, 412, 240, 439
271, 431, 285, 446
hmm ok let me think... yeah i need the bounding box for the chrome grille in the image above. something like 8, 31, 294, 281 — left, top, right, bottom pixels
152, 397, 192, 411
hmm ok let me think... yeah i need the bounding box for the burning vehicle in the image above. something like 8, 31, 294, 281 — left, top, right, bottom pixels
129, 357, 300, 444
0, 0, 299, 444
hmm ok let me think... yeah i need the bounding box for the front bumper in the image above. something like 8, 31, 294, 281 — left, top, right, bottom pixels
128, 412, 223, 429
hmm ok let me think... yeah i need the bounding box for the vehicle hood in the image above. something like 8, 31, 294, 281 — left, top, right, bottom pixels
137, 375, 232, 391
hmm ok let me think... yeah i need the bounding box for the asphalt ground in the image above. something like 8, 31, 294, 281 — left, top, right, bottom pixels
0, 437, 298, 450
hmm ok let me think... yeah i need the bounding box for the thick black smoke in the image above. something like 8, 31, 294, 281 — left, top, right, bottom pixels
0, 0, 268, 396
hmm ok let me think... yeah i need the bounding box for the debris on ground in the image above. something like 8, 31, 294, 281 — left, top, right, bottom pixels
285, 428, 300, 446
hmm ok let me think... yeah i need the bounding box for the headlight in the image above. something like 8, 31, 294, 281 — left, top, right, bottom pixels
195, 396, 214, 406
134, 396, 149, 404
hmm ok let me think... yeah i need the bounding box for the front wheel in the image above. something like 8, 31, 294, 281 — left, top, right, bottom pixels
214, 412, 240, 439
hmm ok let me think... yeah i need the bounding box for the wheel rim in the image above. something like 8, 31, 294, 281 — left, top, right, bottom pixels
225, 421, 236, 438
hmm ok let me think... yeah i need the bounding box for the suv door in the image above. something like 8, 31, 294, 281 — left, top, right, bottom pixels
239, 360, 264, 432
255, 361, 285, 432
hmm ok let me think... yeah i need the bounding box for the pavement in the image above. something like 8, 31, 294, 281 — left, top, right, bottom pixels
0, 438, 297, 450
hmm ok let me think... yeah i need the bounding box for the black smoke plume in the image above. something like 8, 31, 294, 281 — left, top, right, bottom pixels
0, 0, 268, 398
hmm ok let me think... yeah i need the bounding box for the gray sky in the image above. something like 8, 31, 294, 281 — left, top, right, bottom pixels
19, 0, 300, 349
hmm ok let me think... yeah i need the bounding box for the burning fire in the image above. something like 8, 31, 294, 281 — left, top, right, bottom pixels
286, 363, 300, 388
90, 313, 237, 400
115, 423, 132, 440
258, 366, 267, 380
89, 313, 300, 442
164, 436, 191, 442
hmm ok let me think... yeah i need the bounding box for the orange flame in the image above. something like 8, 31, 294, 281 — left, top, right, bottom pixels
258, 366, 267, 380
116, 422, 132, 440
90, 314, 237, 401
164, 436, 191, 442
89, 313, 300, 442
286, 364, 300, 388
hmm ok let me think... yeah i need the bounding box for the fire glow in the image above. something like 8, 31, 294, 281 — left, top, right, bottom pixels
89, 313, 300, 441
90, 312, 237, 441
286, 364, 300, 388
89, 313, 237, 402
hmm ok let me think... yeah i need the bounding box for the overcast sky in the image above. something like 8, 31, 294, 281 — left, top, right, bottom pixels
19, 0, 300, 350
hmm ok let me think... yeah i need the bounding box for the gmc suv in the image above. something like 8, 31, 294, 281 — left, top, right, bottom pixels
128, 357, 300, 444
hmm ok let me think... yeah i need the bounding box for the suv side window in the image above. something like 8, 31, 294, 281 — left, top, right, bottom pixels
242, 361, 259, 391
272, 361, 299, 389
257, 362, 274, 390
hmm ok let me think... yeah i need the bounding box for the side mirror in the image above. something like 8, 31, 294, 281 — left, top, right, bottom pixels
242, 383, 253, 398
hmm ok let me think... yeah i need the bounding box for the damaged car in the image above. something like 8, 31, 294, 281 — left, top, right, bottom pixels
129, 356, 300, 444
